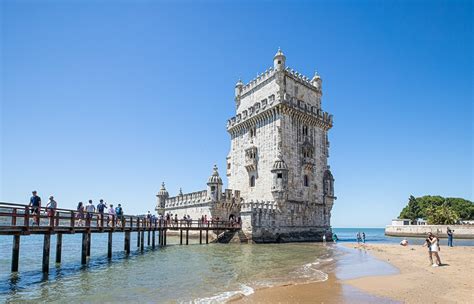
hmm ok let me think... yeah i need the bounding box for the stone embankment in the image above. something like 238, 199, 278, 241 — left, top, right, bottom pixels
385, 225, 474, 239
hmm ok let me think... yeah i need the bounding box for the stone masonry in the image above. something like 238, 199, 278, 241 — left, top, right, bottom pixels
156, 49, 336, 243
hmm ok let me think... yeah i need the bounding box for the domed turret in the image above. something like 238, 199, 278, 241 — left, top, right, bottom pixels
273, 48, 286, 71
207, 165, 223, 202
311, 71, 322, 90
156, 182, 169, 215
271, 153, 289, 201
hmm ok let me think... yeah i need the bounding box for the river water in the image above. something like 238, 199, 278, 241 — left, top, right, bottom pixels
0, 228, 472, 303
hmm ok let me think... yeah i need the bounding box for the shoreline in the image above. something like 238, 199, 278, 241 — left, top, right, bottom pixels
234, 243, 474, 303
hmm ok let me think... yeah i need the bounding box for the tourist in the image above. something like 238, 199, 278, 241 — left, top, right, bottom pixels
146, 211, 152, 227
362, 232, 366, 244
356, 232, 361, 244
204, 214, 208, 226
86, 200, 96, 222
29, 190, 42, 226
201, 215, 205, 227
115, 204, 124, 227
333, 233, 338, 243
108, 204, 116, 226
429, 233, 442, 267
400, 239, 408, 246
423, 235, 433, 265
97, 199, 107, 226
46, 195, 57, 218
76, 202, 85, 227
447, 227, 454, 247
187, 215, 192, 227
174, 214, 178, 227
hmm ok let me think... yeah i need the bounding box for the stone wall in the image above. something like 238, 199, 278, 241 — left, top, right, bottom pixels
385, 225, 474, 239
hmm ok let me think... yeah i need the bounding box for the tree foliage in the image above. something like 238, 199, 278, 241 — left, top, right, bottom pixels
399, 195, 473, 223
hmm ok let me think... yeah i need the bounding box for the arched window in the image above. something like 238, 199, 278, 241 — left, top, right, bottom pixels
304, 175, 309, 187
302, 125, 308, 136
250, 175, 256, 187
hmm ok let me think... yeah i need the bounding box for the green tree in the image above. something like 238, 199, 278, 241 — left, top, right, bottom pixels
426, 203, 460, 225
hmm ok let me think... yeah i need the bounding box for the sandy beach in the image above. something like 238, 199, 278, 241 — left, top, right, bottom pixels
346, 244, 474, 303
236, 244, 474, 303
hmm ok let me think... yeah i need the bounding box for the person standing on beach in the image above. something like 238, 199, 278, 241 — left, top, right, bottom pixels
428, 233, 442, 267
362, 232, 366, 244
447, 227, 454, 247
356, 232, 361, 244
423, 235, 433, 265
29, 191, 42, 226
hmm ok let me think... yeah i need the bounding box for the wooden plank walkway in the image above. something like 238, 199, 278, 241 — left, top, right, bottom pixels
0, 202, 240, 273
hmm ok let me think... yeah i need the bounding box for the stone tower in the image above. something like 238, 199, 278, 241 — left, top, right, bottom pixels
226, 49, 336, 242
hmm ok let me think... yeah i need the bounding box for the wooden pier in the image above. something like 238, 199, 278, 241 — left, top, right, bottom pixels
0, 202, 240, 273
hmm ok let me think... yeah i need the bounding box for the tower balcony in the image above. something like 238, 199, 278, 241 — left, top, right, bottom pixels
245, 158, 258, 172
302, 157, 315, 171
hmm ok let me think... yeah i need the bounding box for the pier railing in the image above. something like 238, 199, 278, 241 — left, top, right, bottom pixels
1, 201, 241, 274
0, 202, 240, 234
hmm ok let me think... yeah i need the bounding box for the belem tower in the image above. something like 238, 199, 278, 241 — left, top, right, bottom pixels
156, 49, 335, 242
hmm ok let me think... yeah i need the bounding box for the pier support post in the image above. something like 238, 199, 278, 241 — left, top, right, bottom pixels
140, 231, 144, 251
200, 230, 202, 244
125, 231, 131, 255
87, 233, 91, 257
43, 234, 51, 273
152, 230, 156, 249
180, 229, 183, 245
108, 231, 113, 259
206, 229, 209, 244
164, 229, 167, 246
56, 234, 62, 264
137, 230, 140, 247
81, 233, 87, 265
11, 235, 20, 272
147, 230, 150, 246
186, 229, 189, 245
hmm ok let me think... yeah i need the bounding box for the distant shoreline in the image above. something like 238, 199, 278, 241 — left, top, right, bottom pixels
385, 224, 474, 239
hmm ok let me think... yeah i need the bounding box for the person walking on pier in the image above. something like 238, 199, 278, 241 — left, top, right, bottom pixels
447, 227, 454, 247
76, 202, 85, 227
97, 199, 107, 226
46, 195, 57, 225
86, 200, 96, 222
108, 204, 116, 227
115, 204, 124, 227
29, 191, 42, 226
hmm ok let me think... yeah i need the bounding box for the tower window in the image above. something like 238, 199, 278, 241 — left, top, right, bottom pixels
250, 176, 256, 187
277, 173, 283, 179
227, 163, 231, 169
302, 125, 308, 136
278, 60, 281, 64
250, 127, 256, 138
304, 175, 309, 187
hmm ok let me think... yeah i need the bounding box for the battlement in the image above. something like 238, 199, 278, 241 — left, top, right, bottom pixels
283, 66, 319, 90
165, 189, 241, 209
165, 190, 208, 208
240, 67, 276, 96
226, 93, 333, 132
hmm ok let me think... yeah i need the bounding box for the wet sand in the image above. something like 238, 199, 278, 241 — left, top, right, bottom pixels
235, 244, 474, 303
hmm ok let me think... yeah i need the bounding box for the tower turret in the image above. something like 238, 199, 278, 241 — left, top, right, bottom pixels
235, 79, 243, 108
271, 152, 289, 201
311, 71, 322, 91
273, 48, 286, 71
155, 182, 169, 215
207, 165, 223, 202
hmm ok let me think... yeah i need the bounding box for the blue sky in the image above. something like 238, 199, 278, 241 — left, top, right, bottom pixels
1, 0, 472, 227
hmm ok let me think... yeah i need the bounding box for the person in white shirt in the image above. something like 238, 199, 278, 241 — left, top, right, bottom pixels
107, 204, 116, 227
85, 200, 96, 220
